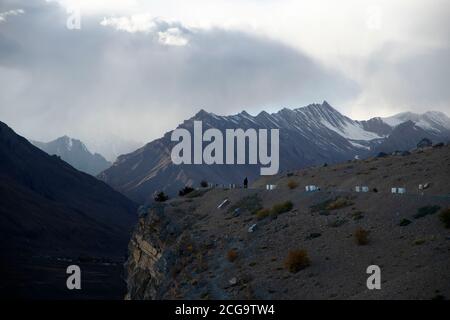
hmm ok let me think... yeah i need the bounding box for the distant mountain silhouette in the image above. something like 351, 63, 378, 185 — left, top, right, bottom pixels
32, 136, 111, 175
0, 121, 137, 298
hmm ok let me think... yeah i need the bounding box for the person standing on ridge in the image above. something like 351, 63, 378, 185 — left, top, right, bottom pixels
244, 177, 248, 189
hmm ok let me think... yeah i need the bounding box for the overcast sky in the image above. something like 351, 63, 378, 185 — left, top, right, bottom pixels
0, 0, 449, 159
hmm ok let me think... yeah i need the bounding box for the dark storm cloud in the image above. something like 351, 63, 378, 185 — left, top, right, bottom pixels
1, 0, 358, 152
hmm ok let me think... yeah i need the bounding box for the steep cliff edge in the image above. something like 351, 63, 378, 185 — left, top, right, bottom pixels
126, 145, 450, 300
126, 204, 186, 299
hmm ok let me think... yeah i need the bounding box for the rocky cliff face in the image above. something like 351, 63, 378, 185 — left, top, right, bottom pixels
126, 204, 195, 299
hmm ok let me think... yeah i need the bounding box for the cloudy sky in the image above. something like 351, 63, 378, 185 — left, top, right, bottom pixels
0, 0, 449, 159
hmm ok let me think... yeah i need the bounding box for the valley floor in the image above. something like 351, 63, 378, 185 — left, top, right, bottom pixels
0, 255, 127, 300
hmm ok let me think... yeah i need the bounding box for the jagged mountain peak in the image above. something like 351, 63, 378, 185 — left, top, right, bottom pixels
257, 110, 270, 117
239, 110, 251, 116
32, 135, 111, 176
193, 108, 210, 117
297, 100, 338, 112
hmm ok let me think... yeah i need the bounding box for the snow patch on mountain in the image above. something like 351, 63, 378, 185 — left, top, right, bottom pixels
382, 111, 450, 133
321, 120, 382, 141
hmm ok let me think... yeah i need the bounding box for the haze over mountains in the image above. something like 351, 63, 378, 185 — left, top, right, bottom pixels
32, 136, 111, 176
0, 121, 137, 298
98, 101, 450, 204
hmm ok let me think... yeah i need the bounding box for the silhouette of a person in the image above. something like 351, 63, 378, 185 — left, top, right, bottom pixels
244, 177, 248, 189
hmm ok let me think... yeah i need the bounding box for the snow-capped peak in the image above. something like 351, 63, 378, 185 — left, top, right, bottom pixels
382, 110, 450, 132
59, 135, 73, 151
292, 102, 382, 141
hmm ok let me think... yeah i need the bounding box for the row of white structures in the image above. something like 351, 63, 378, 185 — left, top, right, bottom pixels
264, 184, 408, 194
215, 183, 409, 194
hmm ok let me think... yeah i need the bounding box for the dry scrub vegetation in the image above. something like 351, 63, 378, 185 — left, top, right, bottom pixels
284, 249, 310, 273
354, 227, 370, 245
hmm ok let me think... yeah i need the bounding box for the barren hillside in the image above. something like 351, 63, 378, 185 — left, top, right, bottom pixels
126, 144, 450, 300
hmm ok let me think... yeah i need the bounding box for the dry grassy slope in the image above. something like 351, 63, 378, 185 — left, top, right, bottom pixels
255, 145, 450, 195
126, 145, 450, 300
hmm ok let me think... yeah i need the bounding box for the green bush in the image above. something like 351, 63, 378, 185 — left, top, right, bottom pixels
178, 186, 194, 196
255, 208, 271, 220
154, 191, 169, 202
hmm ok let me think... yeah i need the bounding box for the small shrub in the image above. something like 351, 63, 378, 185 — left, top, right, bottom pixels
255, 208, 271, 220
352, 211, 364, 220
255, 201, 293, 220
287, 180, 298, 189
310, 199, 333, 212
326, 197, 353, 210
399, 218, 412, 226
271, 201, 294, 215
354, 227, 369, 245
413, 239, 426, 245
200, 180, 208, 188
414, 205, 441, 219
329, 218, 348, 228
310, 197, 352, 212
439, 208, 450, 228
154, 191, 169, 202
227, 249, 238, 262
305, 233, 322, 240
229, 194, 263, 215
178, 186, 195, 196
284, 249, 310, 273
186, 189, 209, 198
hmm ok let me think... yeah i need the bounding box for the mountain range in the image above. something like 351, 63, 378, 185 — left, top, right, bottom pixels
0, 121, 137, 298
98, 101, 450, 204
32, 136, 111, 176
